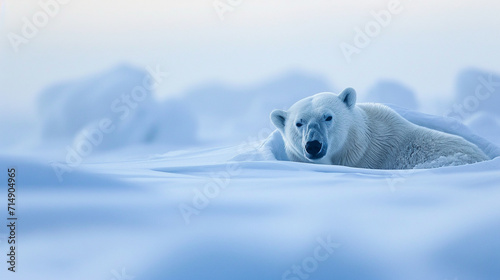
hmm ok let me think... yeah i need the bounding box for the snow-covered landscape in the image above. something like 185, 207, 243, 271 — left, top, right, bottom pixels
2, 1, 500, 280
1, 63, 499, 280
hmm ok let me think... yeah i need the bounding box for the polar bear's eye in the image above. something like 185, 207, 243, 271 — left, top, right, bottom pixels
296, 123, 303, 128
325, 116, 333, 121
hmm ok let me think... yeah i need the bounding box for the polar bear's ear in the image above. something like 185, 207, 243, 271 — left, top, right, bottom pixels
270, 109, 287, 132
338, 87, 357, 109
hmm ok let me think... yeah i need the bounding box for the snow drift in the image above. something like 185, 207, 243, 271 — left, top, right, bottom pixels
361, 80, 419, 110
37, 64, 198, 150
454, 68, 500, 117
2, 106, 500, 279
35, 66, 334, 151
2, 65, 500, 280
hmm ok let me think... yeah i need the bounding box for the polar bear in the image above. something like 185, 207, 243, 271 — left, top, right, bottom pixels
270, 88, 489, 169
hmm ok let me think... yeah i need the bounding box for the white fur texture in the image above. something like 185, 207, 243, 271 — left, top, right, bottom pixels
270, 89, 490, 169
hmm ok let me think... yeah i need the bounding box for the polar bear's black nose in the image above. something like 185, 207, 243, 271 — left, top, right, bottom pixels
306, 140, 322, 156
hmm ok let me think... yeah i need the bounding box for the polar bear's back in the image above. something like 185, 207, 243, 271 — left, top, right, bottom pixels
404, 124, 489, 169
357, 103, 489, 169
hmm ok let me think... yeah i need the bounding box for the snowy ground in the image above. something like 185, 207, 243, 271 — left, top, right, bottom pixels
1, 65, 500, 280
2, 104, 500, 280
3, 1, 500, 278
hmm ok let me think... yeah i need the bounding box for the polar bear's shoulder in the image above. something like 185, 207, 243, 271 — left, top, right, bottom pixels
356, 103, 411, 128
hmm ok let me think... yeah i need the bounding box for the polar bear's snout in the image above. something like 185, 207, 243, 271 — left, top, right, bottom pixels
304, 139, 327, 159
304, 126, 327, 160
305, 140, 322, 156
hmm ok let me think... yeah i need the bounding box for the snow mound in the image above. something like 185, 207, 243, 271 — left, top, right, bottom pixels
362, 80, 419, 110
234, 105, 500, 167
454, 68, 500, 118
35, 67, 333, 151
465, 112, 500, 145
38, 64, 152, 139
37, 64, 198, 150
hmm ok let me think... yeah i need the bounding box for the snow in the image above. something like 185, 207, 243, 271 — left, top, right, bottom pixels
2, 65, 500, 280
167, 70, 335, 144
361, 80, 419, 110
465, 112, 500, 144
454, 69, 500, 118
2, 139, 500, 280
34, 66, 333, 151
37, 64, 198, 150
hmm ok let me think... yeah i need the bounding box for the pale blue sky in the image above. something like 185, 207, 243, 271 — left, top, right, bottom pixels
2, 0, 500, 117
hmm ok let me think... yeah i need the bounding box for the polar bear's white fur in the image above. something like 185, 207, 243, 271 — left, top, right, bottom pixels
270, 88, 489, 169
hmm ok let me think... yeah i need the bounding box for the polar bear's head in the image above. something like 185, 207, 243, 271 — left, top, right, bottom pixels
270, 88, 357, 163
